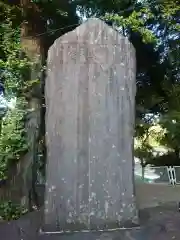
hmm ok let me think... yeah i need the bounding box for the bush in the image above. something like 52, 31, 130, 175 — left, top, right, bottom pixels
0, 200, 28, 221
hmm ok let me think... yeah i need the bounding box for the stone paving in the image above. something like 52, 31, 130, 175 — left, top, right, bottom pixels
0, 203, 180, 239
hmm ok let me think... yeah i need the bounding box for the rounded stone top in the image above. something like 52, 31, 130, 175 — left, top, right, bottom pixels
49, 18, 134, 48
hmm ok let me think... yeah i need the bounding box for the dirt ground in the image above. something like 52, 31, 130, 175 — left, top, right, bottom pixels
0, 203, 180, 239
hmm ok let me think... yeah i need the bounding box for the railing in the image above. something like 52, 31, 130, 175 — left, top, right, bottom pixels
135, 165, 180, 185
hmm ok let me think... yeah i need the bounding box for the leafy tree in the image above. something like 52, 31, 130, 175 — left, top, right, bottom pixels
0, 1, 28, 172
0, 100, 27, 180
0, 0, 80, 210
159, 112, 180, 158
0, 0, 179, 215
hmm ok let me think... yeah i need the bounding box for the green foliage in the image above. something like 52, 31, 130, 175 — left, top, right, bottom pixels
0, 0, 179, 178
154, 83, 180, 156
0, 201, 28, 221
158, 112, 180, 153
135, 122, 155, 166
135, 144, 154, 167
150, 152, 179, 166
105, 7, 157, 43
0, 99, 28, 180
0, 2, 32, 180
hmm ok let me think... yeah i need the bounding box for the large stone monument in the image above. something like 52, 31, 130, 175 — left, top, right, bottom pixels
43, 18, 138, 233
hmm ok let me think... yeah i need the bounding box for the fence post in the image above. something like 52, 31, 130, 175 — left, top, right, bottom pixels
167, 166, 177, 185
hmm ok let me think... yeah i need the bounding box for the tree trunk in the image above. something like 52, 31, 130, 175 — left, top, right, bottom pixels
174, 148, 180, 159
141, 160, 146, 181
142, 165, 145, 181
19, 0, 46, 210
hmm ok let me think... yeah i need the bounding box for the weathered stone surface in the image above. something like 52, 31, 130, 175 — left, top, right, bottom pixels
0, 204, 180, 239
44, 18, 137, 232
39, 229, 143, 240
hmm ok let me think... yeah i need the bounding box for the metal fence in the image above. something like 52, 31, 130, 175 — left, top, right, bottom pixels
135, 165, 180, 185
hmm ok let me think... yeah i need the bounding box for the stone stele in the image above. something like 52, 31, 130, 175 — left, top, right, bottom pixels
43, 18, 138, 232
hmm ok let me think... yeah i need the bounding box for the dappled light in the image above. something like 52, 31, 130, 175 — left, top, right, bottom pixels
0, 0, 179, 239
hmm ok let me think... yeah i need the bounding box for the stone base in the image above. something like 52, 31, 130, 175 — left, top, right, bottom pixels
41, 219, 139, 233
39, 229, 143, 240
